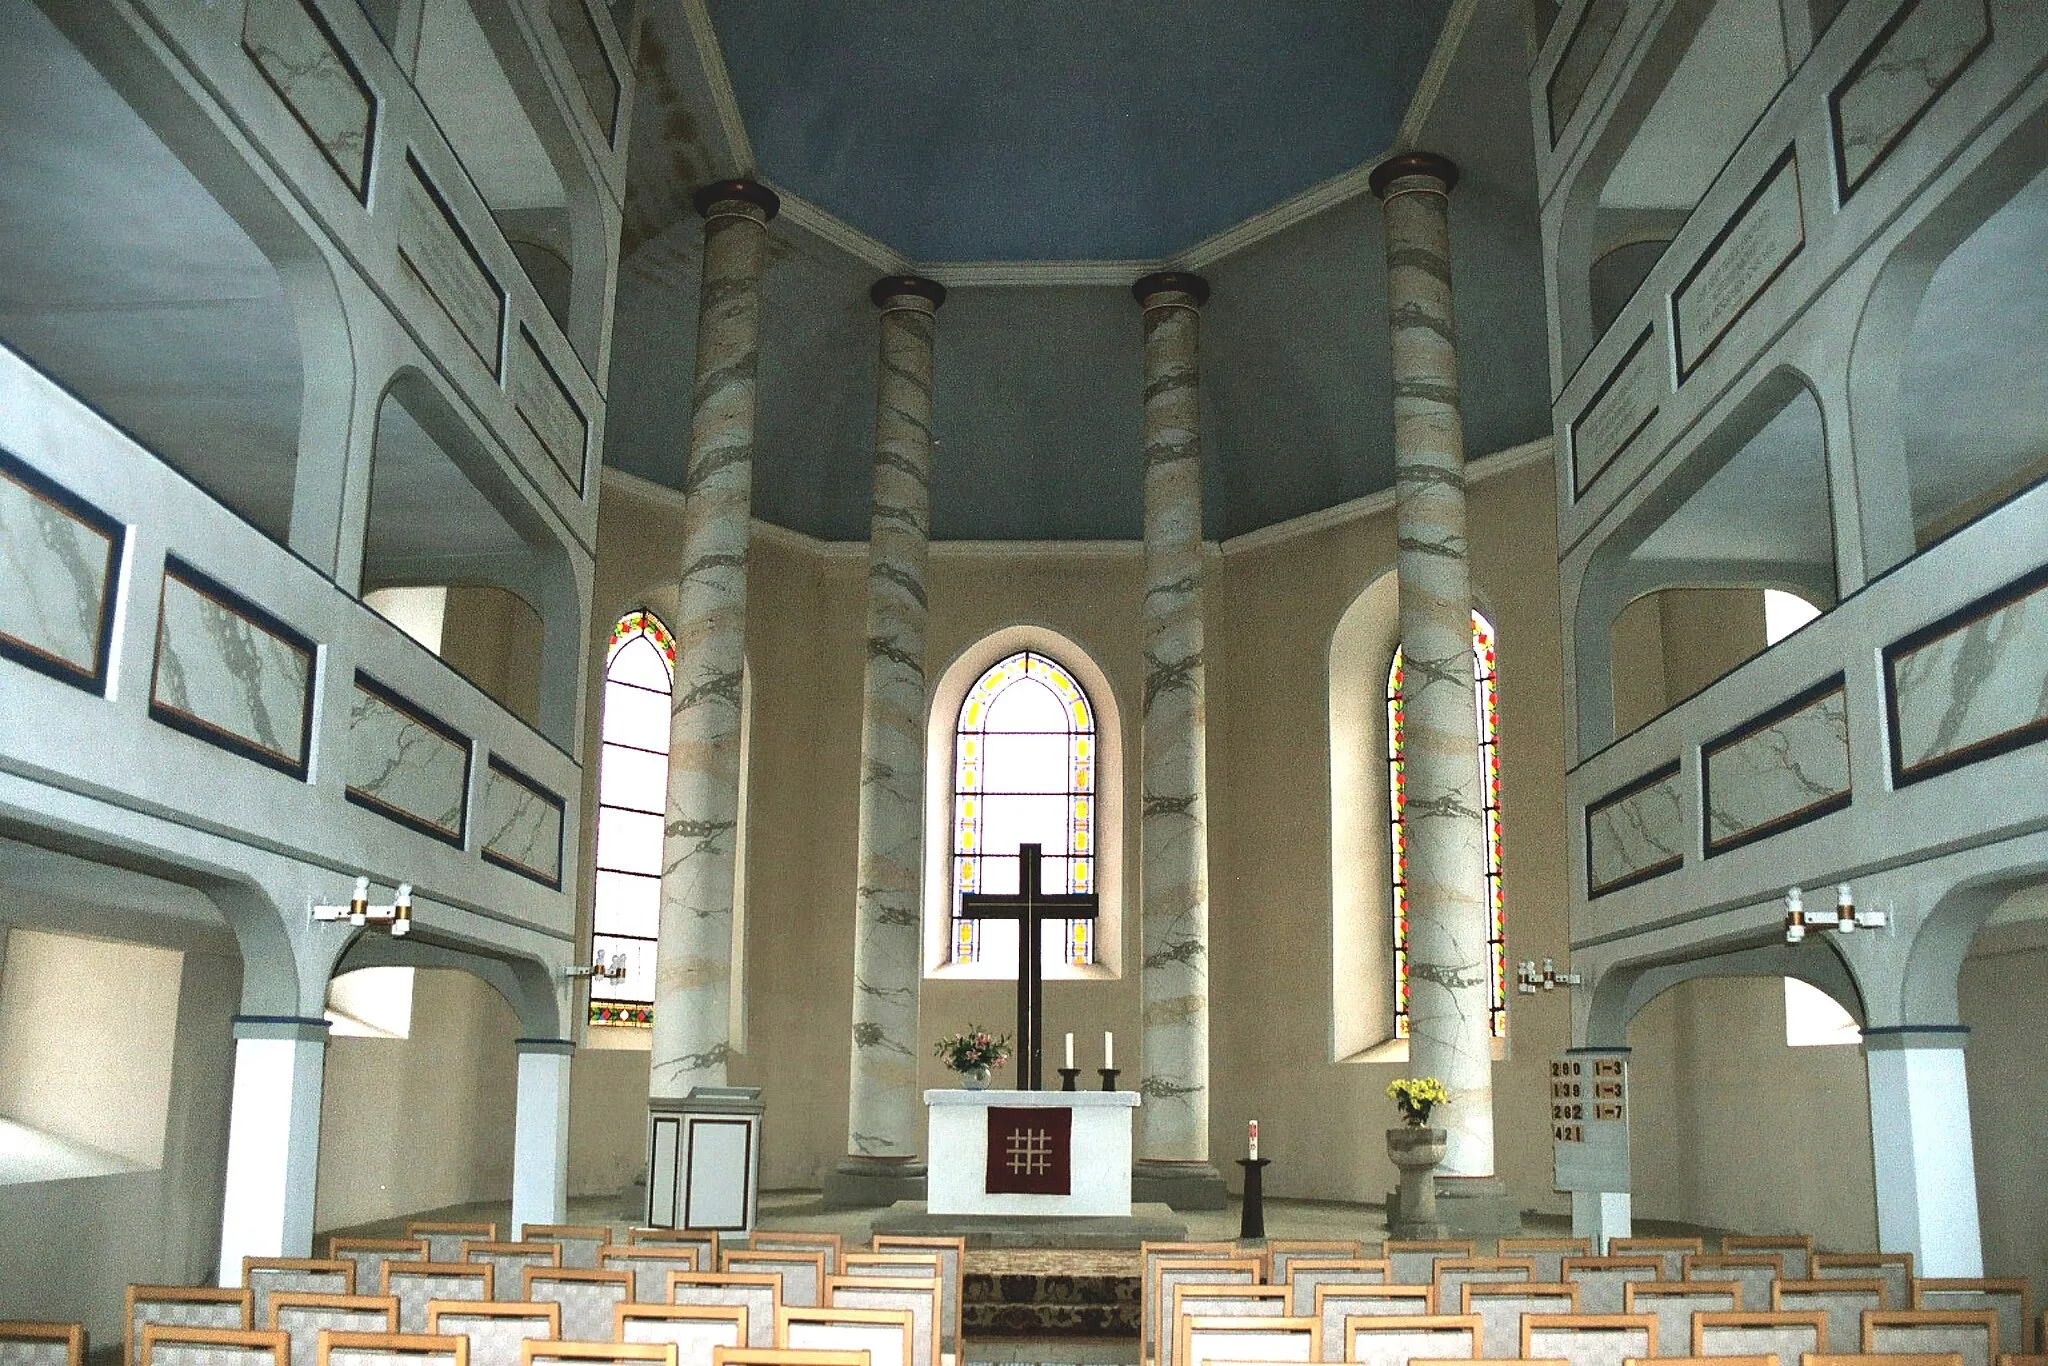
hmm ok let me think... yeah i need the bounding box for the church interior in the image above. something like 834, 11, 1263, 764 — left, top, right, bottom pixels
2, 1, 2046, 1365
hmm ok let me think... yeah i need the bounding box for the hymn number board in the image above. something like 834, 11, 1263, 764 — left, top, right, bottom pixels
1551, 1052, 1629, 1192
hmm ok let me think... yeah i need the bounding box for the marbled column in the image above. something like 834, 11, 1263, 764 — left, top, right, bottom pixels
1132, 272, 1213, 1165
650, 180, 778, 1101
1371, 153, 1496, 1177
844, 276, 946, 1169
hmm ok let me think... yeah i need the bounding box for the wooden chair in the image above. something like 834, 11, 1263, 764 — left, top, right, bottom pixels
243, 1259, 356, 1326
710, 1351, 866, 1366
406, 1224, 499, 1265
1386, 1242, 1479, 1288
464, 1243, 563, 1304
1997, 1356, 2048, 1366
1916, 1280, 2035, 1356
522, 1227, 614, 1272
1500, 1240, 1593, 1285
1262, 1241, 1365, 1286
1613, 1240, 1707, 1283
776, 1307, 914, 1366
0, 1322, 86, 1366
823, 1278, 939, 1366
1815, 1253, 1916, 1311
524, 1269, 633, 1343
1165, 1287, 1291, 1366
632, 1231, 720, 1267
1344, 1312, 1484, 1366
614, 1305, 749, 1366
1799, 1355, 1963, 1366
318, 1331, 467, 1366
330, 1242, 432, 1301
270, 1294, 397, 1366
1178, 1314, 1318, 1366
748, 1235, 843, 1277
723, 1252, 826, 1311
1564, 1258, 1666, 1315
1284, 1259, 1390, 1317
1149, 1258, 1261, 1363
1436, 1260, 1537, 1314
1693, 1309, 1830, 1361
1463, 1283, 1580, 1359
126, 1287, 252, 1366
1723, 1239, 1812, 1281
383, 1265, 492, 1334
518, 1344, 676, 1366
139, 1325, 286, 1366
1313, 1284, 1435, 1354
867, 1238, 965, 1361
1626, 1356, 1770, 1366
1141, 1244, 1247, 1362
667, 1273, 782, 1349
1626, 1281, 1742, 1358
1865, 1309, 2003, 1366
1522, 1312, 1658, 1366
605, 1246, 704, 1304
1776, 1280, 1886, 1355
839, 1256, 951, 1360
1685, 1256, 1786, 1313
424, 1304, 558, 1366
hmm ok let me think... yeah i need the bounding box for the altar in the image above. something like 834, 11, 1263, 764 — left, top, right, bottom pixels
925, 1088, 1140, 1216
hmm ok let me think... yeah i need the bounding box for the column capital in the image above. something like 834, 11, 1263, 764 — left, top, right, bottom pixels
1132, 271, 1210, 308
1369, 151, 1460, 199
869, 275, 947, 310
692, 178, 781, 221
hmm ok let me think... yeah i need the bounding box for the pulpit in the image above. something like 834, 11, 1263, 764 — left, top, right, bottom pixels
925, 1089, 1139, 1216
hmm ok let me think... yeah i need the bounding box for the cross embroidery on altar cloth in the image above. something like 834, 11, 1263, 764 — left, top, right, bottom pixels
984, 1105, 1072, 1195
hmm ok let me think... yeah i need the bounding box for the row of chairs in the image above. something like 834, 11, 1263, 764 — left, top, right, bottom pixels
1141, 1238, 2035, 1366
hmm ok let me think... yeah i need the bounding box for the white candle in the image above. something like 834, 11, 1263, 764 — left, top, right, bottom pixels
1065, 1032, 1074, 1069
1249, 1119, 1259, 1159
1104, 1031, 1114, 1069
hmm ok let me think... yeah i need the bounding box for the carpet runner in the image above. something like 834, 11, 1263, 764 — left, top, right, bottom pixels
962, 1249, 1140, 1338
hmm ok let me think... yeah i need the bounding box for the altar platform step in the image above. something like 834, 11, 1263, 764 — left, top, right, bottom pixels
869, 1201, 1186, 1248
961, 1249, 1140, 1341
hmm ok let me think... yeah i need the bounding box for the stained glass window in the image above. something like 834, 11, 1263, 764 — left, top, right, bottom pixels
589, 609, 674, 1027
952, 651, 1097, 969
1388, 611, 1505, 1040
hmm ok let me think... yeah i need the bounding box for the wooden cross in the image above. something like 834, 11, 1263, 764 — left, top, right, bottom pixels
958, 842, 1100, 1089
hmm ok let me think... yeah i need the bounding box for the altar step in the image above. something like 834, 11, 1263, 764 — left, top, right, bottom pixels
870, 1201, 1187, 1248
962, 1249, 1140, 1342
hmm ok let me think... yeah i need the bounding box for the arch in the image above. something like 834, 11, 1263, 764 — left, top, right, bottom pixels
1845, 113, 2048, 568
923, 625, 1126, 981
1574, 368, 1836, 750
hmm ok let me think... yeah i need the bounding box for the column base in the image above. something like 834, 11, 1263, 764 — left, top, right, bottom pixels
1428, 1175, 1523, 1236
823, 1157, 929, 1208
1132, 1159, 1229, 1211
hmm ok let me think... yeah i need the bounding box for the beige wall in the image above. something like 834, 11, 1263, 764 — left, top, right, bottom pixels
1609, 587, 1767, 736
314, 968, 519, 1231
1626, 974, 1878, 1246
1958, 941, 2048, 1307
570, 454, 1575, 1203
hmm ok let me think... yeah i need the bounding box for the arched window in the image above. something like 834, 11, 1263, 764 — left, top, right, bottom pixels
1388, 611, 1505, 1040
951, 651, 1098, 969
589, 609, 674, 1026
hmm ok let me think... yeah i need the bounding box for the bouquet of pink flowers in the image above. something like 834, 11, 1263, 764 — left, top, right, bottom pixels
933, 1026, 1011, 1072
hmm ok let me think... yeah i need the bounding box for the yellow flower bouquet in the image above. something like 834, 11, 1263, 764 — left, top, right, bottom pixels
1387, 1076, 1450, 1126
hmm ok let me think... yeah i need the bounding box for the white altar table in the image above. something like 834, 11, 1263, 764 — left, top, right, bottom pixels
925, 1088, 1140, 1217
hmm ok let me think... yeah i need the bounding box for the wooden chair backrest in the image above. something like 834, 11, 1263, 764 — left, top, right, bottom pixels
1500, 1240, 1592, 1285
723, 1253, 827, 1310
1693, 1309, 1829, 1357
1436, 1259, 1537, 1306
381, 1262, 495, 1328
244, 1260, 357, 1324
266, 1291, 397, 1366
405, 1226, 499, 1264
613, 1304, 748, 1366
1461, 1284, 1580, 1358
747, 1235, 842, 1276
603, 1246, 705, 1303
775, 1307, 914, 1366
1775, 1279, 1887, 1352
1722, 1238, 1812, 1280
1178, 1313, 1319, 1366
822, 1277, 939, 1366
1263, 1241, 1365, 1284
1344, 1312, 1484, 1365
1799, 1355, 1962, 1366
861, 1240, 965, 1356
1166, 1286, 1293, 1366
1385, 1242, 1480, 1287
139, 1325, 286, 1366
518, 1344, 676, 1366
666, 1274, 783, 1350
1562, 1258, 1666, 1315
1815, 1253, 1916, 1310
126, 1287, 252, 1366
631, 1231, 720, 1265
1915, 1280, 2036, 1355
1314, 1283, 1436, 1349
1521, 1312, 1659, 1363
521, 1227, 614, 1271
1285, 1259, 1390, 1316
1613, 1240, 1706, 1282
1685, 1256, 1786, 1313
1864, 1309, 2004, 1366
318, 1331, 468, 1366
522, 1268, 634, 1342
710, 1351, 865, 1366
1149, 1258, 1260, 1355
0, 1321, 86, 1366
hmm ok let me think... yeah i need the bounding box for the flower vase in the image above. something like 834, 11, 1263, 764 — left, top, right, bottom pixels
960, 1065, 991, 1090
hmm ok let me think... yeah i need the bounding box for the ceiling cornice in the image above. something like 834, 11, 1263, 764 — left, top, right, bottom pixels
763, 180, 909, 271
1398, 0, 1483, 147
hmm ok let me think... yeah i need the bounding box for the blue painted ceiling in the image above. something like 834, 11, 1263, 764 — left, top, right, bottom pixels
709, 1, 1453, 261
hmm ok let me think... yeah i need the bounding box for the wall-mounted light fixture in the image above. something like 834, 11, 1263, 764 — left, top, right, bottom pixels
1784, 883, 1887, 943
565, 952, 628, 982
1517, 957, 1582, 994
313, 876, 413, 936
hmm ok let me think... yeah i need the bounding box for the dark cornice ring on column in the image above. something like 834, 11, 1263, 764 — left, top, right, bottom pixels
692, 178, 782, 220
869, 275, 948, 309
1368, 151, 1460, 199
1131, 271, 1211, 307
